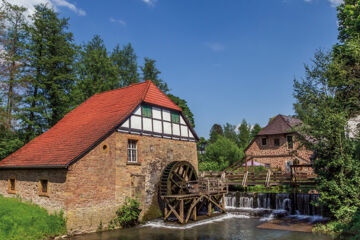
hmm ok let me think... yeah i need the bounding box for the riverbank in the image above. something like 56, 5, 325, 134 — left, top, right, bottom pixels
0, 195, 66, 240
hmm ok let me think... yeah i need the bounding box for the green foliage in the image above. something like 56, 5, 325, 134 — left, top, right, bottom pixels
74, 35, 118, 104
167, 94, 195, 128
0, 195, 66, 240
141, 57, 169, 93
112, 198, 141, 228
293, 0, 360, 229
238, 119, 251, 149
111, 43, 140, 87
223, 123, 238, 145
251, 123, 262, 138
208, 123, 223, 144
0, 127, 24, 160
200, 136, 243, 171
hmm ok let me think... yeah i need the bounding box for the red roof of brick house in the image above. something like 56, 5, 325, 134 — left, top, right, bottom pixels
257, 114, 302, 136
0, 81, 190, 168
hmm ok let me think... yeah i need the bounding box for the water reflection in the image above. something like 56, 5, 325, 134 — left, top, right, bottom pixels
70, 218, 332, 240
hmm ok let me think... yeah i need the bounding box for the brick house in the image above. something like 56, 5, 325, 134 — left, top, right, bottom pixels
244, 114, 313, 173
0, 81, 199, 233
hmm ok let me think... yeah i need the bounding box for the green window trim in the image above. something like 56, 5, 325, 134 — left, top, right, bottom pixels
142, 105, 152, 118
171, 112, 180, 123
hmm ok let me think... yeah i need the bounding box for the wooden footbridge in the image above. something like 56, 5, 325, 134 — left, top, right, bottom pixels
202, 164, 316, 188
159, 161, 228, 224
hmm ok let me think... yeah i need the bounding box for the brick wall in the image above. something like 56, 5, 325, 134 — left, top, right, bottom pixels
245, 133, 313, 172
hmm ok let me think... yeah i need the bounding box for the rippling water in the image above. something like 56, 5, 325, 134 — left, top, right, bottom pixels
70, 214, 333, 240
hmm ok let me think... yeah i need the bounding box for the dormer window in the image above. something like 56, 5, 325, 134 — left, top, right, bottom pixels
171, 112, 180, 123
261, 138, 267, 146
142, 105, 152, 118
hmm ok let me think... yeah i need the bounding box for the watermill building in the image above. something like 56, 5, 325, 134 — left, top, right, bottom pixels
0, 81, 199, 233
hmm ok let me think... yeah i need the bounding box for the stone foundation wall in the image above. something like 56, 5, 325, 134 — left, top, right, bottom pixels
0, 168, 67, 213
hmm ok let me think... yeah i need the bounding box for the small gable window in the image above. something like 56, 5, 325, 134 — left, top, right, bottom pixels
128, 140, 138, 163
261, 138, 267, 146
171, 112, 180, 123
142, 105, 152, 118
8, 178, 16, 193
287, 136, 293, 149
39, 179, 49, 196
274, 138, 280, 147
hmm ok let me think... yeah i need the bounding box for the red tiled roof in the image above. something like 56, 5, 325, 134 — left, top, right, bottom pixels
257, 114, 302, 136
0, 81, 184, 168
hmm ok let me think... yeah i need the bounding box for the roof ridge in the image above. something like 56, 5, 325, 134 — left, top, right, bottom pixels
93, 81, 148, 97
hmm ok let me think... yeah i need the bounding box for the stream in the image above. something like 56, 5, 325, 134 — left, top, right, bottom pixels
70, 192, 336, 240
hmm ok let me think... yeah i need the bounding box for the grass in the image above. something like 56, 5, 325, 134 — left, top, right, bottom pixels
0, 195, 66, 240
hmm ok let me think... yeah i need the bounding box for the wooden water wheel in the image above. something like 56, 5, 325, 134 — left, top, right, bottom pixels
159, 161, 198, 197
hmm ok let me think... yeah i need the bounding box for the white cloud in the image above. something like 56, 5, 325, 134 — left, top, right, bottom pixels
4, 0, 86, 17
204, 42, 225, 52
304, 0, 343, 7
110, 18, 126, 26
142, 0, 157, 6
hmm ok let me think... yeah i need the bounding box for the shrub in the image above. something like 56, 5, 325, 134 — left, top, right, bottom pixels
113, 198, 141, 228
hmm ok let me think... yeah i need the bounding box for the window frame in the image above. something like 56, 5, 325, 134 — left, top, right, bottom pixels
287, 135, 293, 149
39, 179, 49, 196
261, 138, 267, 146
171, 112, 180, 123
7, 177, 16, 194
142, 105, 152, 118
127, 139, 138, 163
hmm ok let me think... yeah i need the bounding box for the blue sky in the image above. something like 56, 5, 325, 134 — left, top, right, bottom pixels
13, 0, 340, 138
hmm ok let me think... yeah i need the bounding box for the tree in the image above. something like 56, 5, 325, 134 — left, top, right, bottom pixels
238, 119, 251, 149
111, 43, 139, 87
141, 57, 169, 93
223, 123, 238, 145
294, 49, 360, 223
251, 123, 262, 139
22, 4, 76, 140
75, 35, 118, 104
208, 123, 223, 143
167, 93, 195, 128
337, 0, 360, 42
0, 0, 27, 130
199, 136, 243, 171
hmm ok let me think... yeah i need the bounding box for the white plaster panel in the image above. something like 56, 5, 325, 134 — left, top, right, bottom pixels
121, 119, 129, 128
189, 131, 194, 139
163, 122, 171, 134
153, 120, 162, 133
180, 116, 186, 125
143, 118, 152, 131
181, 125, 188, 137
163, 110, 171, 121
172, 124, 180, 136
152, 107, 162, 119
130, 115, 141, 130
133, 106, 141, 115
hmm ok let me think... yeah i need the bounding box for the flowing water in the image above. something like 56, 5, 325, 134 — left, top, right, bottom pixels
70, 193, 334, 240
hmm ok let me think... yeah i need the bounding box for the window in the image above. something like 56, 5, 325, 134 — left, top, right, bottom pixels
8, 178, 16, 193
142, 105, 152, 118
171, 112, 180, 123
39, 179, 48, 195
265, 164, 271, 169
128, 140, 138, 163
261, 138, 267, 145
274, 138, 280, 146
287, 136, 293, 149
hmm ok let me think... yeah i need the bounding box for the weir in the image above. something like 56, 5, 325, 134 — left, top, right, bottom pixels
225, 192, 324, 217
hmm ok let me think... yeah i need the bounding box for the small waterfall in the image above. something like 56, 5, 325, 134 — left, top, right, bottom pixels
239, 196, 253, 208
225, 192, 324, 218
